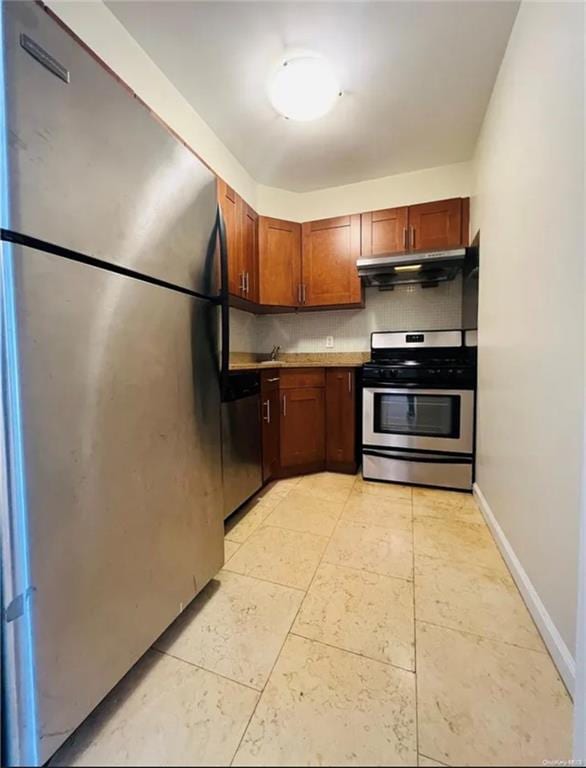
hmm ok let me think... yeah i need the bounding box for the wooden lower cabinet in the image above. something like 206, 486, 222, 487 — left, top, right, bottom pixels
261, 388, 280, 481
325, 368, 357, 473
261, 370, 281, 482
260, 367, 357, 478
280, 387, 326, 471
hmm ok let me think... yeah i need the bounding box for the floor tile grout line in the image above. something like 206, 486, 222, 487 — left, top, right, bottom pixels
288, 631, 415, 676
226, 473, 420, 763
290, 482, 348, 626
409, 491, 422, 762
313, 557, 415, 586
413, 544, 508, 573
415, 618, 549, 655
224, 478, 361, 594
321, 549, 414, 582
150, 647, 262, 693
240, 521, 331, 542
261, 501, 346, 539
227, 476, 333, 767
414, 548, 514, 578
221, 565, 308, 593
418, 751, 449, 767
414, 546, 549, 653
224, 504, 278, 547
333, 514, 414, 534
219, 566, 306, 594
412, 519, 548, 650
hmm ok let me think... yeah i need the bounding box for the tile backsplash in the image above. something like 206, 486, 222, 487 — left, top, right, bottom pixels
230, 276, 462, 354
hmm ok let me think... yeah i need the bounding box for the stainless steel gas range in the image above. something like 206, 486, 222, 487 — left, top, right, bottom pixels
361, 330, 477, 490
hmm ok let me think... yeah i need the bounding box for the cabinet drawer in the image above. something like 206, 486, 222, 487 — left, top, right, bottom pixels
279, 368, 325, 389
260, 369, 281, 392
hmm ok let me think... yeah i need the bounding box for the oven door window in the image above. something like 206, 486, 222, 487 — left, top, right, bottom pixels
373, 393, 461, 439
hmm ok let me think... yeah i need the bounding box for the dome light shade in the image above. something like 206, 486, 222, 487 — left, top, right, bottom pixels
268, 55, 341, 121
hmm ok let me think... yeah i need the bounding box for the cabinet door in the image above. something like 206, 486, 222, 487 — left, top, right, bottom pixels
240, 201, 258, 303
301, 215, 362, 307
408, 198, 463, 251
326, 368, 356, 471
217, 178, 242, 296
258, 217, 301, 306
361, 207, 408, 256
261, 388, 280, 481
280, 387, 325, 468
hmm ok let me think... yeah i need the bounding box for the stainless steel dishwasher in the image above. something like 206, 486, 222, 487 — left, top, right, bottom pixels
221, 371, 263, 519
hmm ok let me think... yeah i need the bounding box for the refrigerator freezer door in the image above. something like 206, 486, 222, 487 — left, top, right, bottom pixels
1, 244, 224, 763
1, 2, 218, 296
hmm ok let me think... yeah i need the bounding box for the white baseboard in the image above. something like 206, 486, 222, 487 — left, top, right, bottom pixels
473, 482, 576, 696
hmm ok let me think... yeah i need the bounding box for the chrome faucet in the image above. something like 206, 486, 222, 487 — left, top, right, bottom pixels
270, 345, 281, 361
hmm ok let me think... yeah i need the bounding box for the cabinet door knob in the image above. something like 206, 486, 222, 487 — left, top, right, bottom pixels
282, 394, 287, 417
348, 371, 352, 394
263, 399, 270, 423
403, 227, 408, 249
410, 226, 416, 250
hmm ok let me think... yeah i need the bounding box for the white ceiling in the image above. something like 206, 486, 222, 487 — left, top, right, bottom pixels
107, 1, 519, 192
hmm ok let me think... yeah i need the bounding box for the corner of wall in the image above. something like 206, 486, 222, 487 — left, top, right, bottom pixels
258, 161, 474, 223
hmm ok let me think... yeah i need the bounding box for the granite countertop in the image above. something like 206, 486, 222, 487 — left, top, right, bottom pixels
229, 360, 365, 370
228, 353, 368, 371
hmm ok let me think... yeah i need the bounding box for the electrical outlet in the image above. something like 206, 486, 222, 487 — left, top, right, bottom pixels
326, 336, 334, 348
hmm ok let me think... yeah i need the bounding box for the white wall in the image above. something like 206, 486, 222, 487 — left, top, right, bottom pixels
257, 161, 472, 222
471, 0, 584, 683
47, 1, 472, 224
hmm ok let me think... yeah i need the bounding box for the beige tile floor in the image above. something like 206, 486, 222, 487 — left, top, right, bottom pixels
51, 473, 573, 767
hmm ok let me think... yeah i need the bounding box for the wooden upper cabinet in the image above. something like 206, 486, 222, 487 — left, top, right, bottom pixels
217, 179, 259, 302
408, 198, 465, 251
361, 207, 409, 256
301, 215, 362, 307
258, 217, 302, 307
240, 201, 258, 303
217, 178, 241, 296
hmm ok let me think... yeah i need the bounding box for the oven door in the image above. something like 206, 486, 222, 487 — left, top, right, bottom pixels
363, 387, 474, 454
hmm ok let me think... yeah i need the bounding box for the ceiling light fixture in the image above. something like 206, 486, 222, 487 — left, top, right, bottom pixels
268, 54, 341, 122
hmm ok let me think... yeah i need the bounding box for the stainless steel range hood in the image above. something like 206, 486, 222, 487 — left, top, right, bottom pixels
356, 247, 467, 289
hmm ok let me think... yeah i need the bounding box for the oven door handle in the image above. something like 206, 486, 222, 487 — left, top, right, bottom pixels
362, 449, 473, 464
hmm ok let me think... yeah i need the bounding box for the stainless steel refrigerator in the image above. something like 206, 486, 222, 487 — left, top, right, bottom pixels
0, 3, 227, 764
